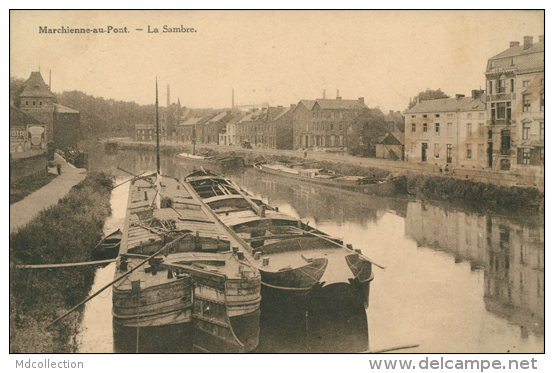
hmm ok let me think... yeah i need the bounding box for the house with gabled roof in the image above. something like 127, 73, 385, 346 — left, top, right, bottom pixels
404, 90, 486, 169
292, 96, 367, 151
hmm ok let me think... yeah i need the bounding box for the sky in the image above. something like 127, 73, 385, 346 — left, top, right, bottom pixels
10, 10, 544, 112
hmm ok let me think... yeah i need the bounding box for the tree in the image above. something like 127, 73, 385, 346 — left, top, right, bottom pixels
347, 107, 388, 157
408, 88, 450, 109
10, 76, 26, 107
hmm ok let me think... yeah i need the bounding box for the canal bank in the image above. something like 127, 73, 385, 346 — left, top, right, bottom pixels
9, 172, 114, 353
115, 140, 544, 214
10, 154, 87, 233
115, 139, 544, 190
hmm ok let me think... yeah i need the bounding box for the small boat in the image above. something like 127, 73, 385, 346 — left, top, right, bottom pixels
175, 152, 245, 169
184, 169, 375, 313
254, 162, 407, 197
92, 229, 122, 260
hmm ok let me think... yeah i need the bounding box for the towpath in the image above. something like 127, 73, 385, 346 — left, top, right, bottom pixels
10, 154, 87, 233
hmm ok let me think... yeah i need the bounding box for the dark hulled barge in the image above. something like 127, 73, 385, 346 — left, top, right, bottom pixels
184, 170, 374, 313
112, 173, 261, 352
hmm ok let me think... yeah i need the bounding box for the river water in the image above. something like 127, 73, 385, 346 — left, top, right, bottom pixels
75, 145, 544, 353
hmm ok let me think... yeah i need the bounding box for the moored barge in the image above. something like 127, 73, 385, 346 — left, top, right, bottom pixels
112, 173, 261, 352
184, 170, 375, 313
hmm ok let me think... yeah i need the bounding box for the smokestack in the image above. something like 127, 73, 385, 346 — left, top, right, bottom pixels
336, 89, 339, 99
523, 36, 533, 50
167, 85, 170, 107
510, 41, 520, 48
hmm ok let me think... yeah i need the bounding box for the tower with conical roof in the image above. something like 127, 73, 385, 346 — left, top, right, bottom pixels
19, 71, 56, 143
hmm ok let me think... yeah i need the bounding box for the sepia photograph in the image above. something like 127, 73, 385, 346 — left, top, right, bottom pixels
9, 9, 544, 363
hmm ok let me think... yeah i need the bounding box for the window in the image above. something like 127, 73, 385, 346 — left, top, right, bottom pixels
435, 123, 440, 136
541, 79, 544, 86
491, 103, 496, 121
497, 79, 505, 93
411, 142, 416, 153
435, 114, 440, 118
466, 144, 472, 159
447, 113, 453, 118
446, 144, 452, 163
489, 80, 493, 94
423, 114, 427, 118
497, 102, 506, 118
540, 122, 544, 142
447, 122, 453, 137
479, 112, 485, 119
467, 123, 472, 137
523, 95, 531, 112
411, 115, 416, 118
507, 102, 512, 120
479, 123, 485, 137
423, 123, 428, 132
501, 159, 511, 170
501, 130, 511, 155
479, 144, 485, 158
523, 80, 530, 87
412, 123, 416, 132
39, 101, 42, 106
523, 123, 530, 140
467, 113, 472, 119
33, 101, 35, 105
510, 79, 515, 92
540, 92, 544, 111
434, 143, 440, 158
522, 149, 531, 164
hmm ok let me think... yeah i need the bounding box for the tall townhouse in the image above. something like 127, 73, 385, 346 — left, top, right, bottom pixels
404, 91, 487, 168
292, 96, 367, 151
485, 35, 544, 173
225, 112, 246, 146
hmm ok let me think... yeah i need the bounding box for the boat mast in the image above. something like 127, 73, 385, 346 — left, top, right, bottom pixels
156, 77, 160, 175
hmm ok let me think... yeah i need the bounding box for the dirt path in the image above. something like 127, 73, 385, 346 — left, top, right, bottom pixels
9, 154, 87, 233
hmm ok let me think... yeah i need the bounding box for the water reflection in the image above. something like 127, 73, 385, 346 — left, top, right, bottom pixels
405, 201, 544, 338
77, 146, 544, 353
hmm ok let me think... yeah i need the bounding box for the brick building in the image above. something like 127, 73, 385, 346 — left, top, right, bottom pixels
292, 96, 367, 151
18, 71, 81, 150
202, 111, 232, 144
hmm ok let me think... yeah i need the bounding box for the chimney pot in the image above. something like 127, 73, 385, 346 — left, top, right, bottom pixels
523, 36, 533, 50
358, 97, 364, 104
510, 41, 520, 48
455, 94, 465, 100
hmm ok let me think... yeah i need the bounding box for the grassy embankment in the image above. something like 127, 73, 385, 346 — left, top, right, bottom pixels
10, 171, 58, 205
406, 174, 544, 214
9, 172, 114, 353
